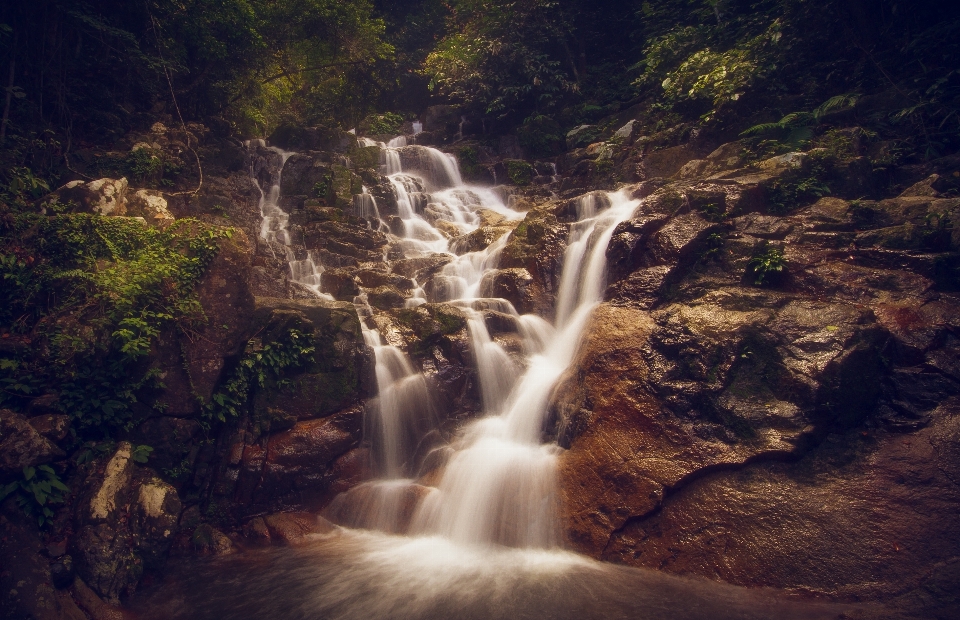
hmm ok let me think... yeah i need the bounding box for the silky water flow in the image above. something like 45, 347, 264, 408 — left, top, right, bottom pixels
130, 137, 872, 620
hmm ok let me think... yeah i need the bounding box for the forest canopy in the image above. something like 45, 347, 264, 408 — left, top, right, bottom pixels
0, 0, 957, 178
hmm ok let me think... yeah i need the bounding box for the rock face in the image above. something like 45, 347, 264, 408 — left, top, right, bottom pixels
209, 297, 369, 516
0, 409, 65, 472
72, 442, 182, 603
548, 138, 960, 608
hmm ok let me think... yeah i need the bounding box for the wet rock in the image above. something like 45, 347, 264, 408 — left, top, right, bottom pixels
637, 145, 697, 180
355, 269, 414, 291
232, 404, 364, 512
391, 254, 454, 282
191, 523, 234, 555
0, 409, 65, 473
278, 154, 326, 201
367, 285, 407, 310
603, 401, 960, 604
320, 268, 361, 301
481, 268, 543, 315
604, 213, 670, 284
72, 442, 181, 602
263, 512, 336, 545
499, 206, 569, 308
644, 213, 721, 266
449, 225, 514, 254
554, 296, 889, 556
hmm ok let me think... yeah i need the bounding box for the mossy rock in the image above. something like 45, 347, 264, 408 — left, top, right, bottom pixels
505, 159, 535, 186
350, 144, 381, 171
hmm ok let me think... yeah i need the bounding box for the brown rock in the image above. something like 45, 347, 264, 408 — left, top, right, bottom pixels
602, 401, 960, 608
263, 512, 336, 544
28, 414, 71, 443
0, 409, 65, 473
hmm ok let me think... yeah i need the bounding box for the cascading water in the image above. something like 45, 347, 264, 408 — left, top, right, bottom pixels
325, 136, 644, 550
247, 140, 332, 299
131, 134, 869, 620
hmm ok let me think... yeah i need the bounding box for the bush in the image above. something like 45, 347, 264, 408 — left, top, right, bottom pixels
505, 160, 534, 186
746, 242, 785, 286
0, 215, 234, 436
367, 113, 405, 135
517, 114, 563, 158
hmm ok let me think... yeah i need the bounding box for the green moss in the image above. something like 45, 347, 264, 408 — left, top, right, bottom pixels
0, 214, 234, 435
456, 146, 482, 178
505, 160, 534, 186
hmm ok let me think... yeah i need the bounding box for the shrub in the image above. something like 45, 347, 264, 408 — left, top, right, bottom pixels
746, 242, 785, 286
505, 160, 534, 186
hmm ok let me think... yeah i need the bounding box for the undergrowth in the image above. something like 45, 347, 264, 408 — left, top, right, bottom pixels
0, 214, 235, 439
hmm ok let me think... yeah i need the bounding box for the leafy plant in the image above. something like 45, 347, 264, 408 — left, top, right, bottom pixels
505, 160, 534, 186
0, 465, 69, 527
747, 242, 786, 286
741, 94, 861, 147
206, 328, 316, 424
367, 112, 404, 135
131, 444, 154, 464
0, 214, 235, 435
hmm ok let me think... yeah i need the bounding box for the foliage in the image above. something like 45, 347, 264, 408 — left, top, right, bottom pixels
741, 94, 861, 147
657, 22, 782, 120
131, 444, 155, 464
454, 146, 482, 178
0, 465, 69, 527
421, 0, 580, 118
505, 160, 534, 186
766, 153, 832, 214
747, 242, 785, 286
0, 214, 234, 437
516, 114, 563, 158
366, 112, 405, 135
205, 328, 316, 423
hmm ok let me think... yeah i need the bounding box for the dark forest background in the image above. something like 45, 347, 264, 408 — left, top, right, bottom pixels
1, 0, 958, 193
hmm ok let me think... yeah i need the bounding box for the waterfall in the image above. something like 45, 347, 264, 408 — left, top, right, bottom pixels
329, 138, 639, 549
249, 134, 640, 550
247, 141, 332, 299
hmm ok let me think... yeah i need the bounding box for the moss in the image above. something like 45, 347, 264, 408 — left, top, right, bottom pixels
456, 146, 482, 178
350, 145, 381, 170
505, 160, 534, 186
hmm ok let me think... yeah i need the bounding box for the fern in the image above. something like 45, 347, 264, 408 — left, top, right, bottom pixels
741, 93, 860, 139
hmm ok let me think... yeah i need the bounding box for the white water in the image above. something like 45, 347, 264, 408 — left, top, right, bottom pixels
324, 136, 643, 549
145, 134, 876, 620
247, 140, 333, 299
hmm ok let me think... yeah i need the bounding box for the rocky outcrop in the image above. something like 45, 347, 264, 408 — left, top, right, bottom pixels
549, 135, 960, 606
0, 409, 65, 472
71, 442, 182, 603
205, 297, 369, 517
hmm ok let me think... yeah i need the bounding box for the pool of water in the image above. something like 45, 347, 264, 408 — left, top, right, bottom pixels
129, 528, 880, 620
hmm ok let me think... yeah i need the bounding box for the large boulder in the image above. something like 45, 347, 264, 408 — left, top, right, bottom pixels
153, 229, 257, 416
554, 297, 889, 555
72, 442, 181, 603
42, 178, 129, 216
126, 189, 175, 229
250, 297, 367, 423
